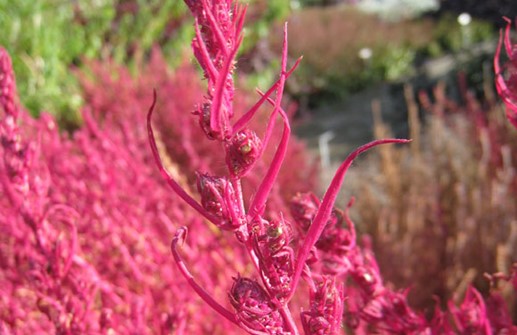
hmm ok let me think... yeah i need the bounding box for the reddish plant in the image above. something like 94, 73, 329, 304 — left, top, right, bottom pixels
147, 1, 415, 334
3, 2, 517, 334
495, 17, 517, 129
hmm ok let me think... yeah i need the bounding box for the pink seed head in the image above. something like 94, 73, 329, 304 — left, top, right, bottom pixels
229, 276, 285, 333
196, 172, 244, 230
290, 192, 320, 232
225, 128, 261, 177
301, 277, 344, 335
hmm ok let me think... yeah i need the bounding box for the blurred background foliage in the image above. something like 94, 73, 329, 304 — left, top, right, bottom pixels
265, 5, 495, 107
0, 0, 191, 125
1, 0, 507, 126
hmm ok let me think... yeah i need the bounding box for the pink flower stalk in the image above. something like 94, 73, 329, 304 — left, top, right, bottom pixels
494, 17, 517, 128
0, 47, 18, 118
0, 47, 30, 198
184, 0, 247, 139
147, 1, 410, 334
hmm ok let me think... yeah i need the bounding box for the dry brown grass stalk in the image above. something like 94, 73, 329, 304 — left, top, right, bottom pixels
346, 81, 517, 318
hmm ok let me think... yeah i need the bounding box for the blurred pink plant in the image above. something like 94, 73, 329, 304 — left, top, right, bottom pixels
494, 17, 517, 128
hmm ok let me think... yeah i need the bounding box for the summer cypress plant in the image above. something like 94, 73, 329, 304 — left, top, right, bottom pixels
2, 1, 517, 333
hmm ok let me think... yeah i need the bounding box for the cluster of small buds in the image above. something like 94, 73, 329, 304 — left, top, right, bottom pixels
226, 128, 262, 177
290, 194, 356, 276
196, 172, 245, 231
348, 238, 429, 333
229, 276, 287, 335
290, 192, 319, 232
252, 217, 295, 301
184, 0, 246, 139
290, 193, 431, 333
301, 277, 344, 335
494, 17, 517, 129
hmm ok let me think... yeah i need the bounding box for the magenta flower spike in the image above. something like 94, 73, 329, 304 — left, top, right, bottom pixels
288, 138, 410, 300
184, 0, 247, 139
494, 17, 517, 128
200, 0, 234, 58
171, 227, 239, 326
146, 91, 222, 225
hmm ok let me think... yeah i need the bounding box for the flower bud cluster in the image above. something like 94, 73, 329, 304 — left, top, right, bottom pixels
252, 217, 295, 301
290, 193, 356, 275
184, 0, 245, 139
226, 128, 262, 177
197, 173, 245, 231
301, 277, 344, 335
290, 195, 430, 333
229, 276, 286, 334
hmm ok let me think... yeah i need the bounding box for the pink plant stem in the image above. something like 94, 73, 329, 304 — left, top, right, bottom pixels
146, 91, 221, 225
503, 17, 512, 56
287, 139, 411, 301
171, 227, 239, 326
248, 94, 290, 219
343, 197, 357, 250
232, 178, 246, 213
278, 305, 300, 335
260, 23, 288, 150
233, 4, 247, 36
247, 24, 290, 218
494, 19, 517, 111
210, 35, 243, 135
231, 56, 302, 135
